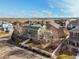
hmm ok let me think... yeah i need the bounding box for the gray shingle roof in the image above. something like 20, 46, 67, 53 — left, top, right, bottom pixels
70, 27, 79, 33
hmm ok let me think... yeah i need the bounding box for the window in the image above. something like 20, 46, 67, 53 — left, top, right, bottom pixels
77, 33, 79, 36
70, 41, 75, 46
77, 43, 79, 47
70, 32, 73, 37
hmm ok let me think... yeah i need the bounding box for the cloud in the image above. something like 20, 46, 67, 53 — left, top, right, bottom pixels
31, 10, 53, 18
0, 10, 28, 18
48, 0, 79, 17
64, 0, 79, 16
0, 10, 54, 18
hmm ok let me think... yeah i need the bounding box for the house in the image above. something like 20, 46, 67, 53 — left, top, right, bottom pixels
67, 20, 79, 30
64, 26, 79, 52
0, 21, 14, 41
11, 20, 65, 47
0, 21, 4, 30
24, 23, 45, 42
2, 22, 14, 34
23, 21, 65, 45
0, 21, 14, 34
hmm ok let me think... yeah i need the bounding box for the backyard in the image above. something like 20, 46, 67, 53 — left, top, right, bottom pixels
57, 49, 76, 59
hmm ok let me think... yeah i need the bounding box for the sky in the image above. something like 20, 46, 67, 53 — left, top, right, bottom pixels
0, 0, 79, 18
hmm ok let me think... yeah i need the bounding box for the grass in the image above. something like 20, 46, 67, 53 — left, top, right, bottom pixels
57, 50, 76, 59
57, 55, 75, 59
0, 31, 8, 36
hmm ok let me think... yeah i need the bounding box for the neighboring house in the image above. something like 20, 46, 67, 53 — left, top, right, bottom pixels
0, 21, 14, 41
0, 21, 14, 34
67, 20, 79, 30
64, 26, 79, 52
2, 22, 14, 34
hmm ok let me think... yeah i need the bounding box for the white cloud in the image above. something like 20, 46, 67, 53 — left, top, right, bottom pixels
0, 10, 54, 18
62, 0, 79, 17
48, 0, 79, 17
27, 10, 54, 18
